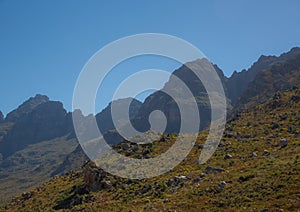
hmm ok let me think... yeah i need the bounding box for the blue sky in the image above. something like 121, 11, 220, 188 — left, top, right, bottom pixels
0, 0, 300, 115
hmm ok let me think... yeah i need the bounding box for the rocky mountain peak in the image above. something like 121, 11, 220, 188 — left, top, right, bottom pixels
0, 111, 3, 123
96, 98, 142, 134
5, 94, 50, 122
0, 100, 69, 158
226, 47, 300, 105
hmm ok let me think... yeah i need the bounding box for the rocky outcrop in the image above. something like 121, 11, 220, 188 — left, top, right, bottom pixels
131, 58, 229, 133
52, 145, 88, 176
233, 53, 300, 113
96, 98, 142, 134
0, 111, 3, 123
0, 100, 71, 158
226, 47, 300, 105
5, 94, 49, 122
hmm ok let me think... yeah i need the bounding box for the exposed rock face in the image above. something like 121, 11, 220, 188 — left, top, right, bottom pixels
226, 47, 300, 105
132, 59, 229, 133
83, 161, 109, 192
205, 166, 225, 174
96, 98, 142, 134
0, 100, 71, 158
0, 111, 3, 123
5, 94, 49, 122
233, 53, 300, 112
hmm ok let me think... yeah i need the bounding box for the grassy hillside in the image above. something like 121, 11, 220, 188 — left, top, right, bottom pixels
1, 88, 300, 211
0, 136, 77, 202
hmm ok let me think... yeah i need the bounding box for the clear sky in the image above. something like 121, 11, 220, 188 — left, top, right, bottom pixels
1, 0, 300, 115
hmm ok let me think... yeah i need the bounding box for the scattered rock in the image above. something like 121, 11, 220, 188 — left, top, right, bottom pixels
83, 162, 108, 192
192, 177, 201, 184
287, 126, 293, 133
205, 166, 225, 174
290, 95, 300, 103
250, 152, 257, 158
198, 144, 210, 149
142, 149, 151, 155
259, 209, 270, 212
217, 181, 226, 191
224, 154, 233, 159
263, 150, 269, 155
279, 114, 287, 121
141, 185, 152, 194
21, 191, 34, 200
218, 181, 226, 187
244, 134, 251, 138
163, 199, 170, 203
271, 122, 279, 129
199, 173, 206, 178
279, 138, 288, 148
132, 145, 139, 152
120, 142, 130, 150
174, 175, 189, 181
160, 137, 166, 142
224, 130, 234, 138
166, 175, 189, 188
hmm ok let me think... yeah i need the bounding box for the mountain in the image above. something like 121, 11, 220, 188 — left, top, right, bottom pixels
0, 96, 143, 201
5, 94, 49, 123
234, 53, 300, 112
55, 98, 142, 174
226, 47, 300, 105
0, 96, 78, 201
96, 97, 142, 134
0, 111, 3, 123
0, 47, 299, 205
130, 58, 230, 134
0, 101, 71, 158
4, 88, 299, 211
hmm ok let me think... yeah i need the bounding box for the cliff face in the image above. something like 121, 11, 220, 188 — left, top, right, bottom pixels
233, 54, 300, 112
0, 111, 3, 123
132, 58, 229, 133
226, 47, 300, 105
5, 94, 50, 122
0, 101, 70, 158
96, 98, 142, 134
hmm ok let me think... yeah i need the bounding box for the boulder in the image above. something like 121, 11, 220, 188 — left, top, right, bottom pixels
174, 175, 189, 181
217, 181, 226, 191
279, 138, 288, 148
271, 122, 279, 129
224, 130, 234, 138
192, 173, 206, 184
205, 166, 225, 174
120, 142, 130, 150
250, 152, 257, 157
224, 154, 233, 159
83, 162, 108, 192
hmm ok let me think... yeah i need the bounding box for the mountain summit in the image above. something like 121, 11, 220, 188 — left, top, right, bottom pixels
226, 47, 300, 105
5, 94, 49, 122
